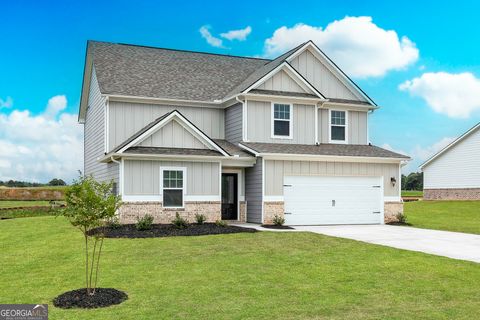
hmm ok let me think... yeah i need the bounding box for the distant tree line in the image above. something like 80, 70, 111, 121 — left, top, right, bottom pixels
0, 178, 67, 187
401, 172, 423, 191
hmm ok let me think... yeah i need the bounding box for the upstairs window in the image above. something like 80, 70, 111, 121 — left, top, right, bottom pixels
330, 110, 347, 143
272, 103, 292, 139
162, 168, 185, 208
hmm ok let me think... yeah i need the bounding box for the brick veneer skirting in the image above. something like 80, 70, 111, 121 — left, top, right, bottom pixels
118, 201, 221, 224
263, 201, 285, 224
384, 202, 404, 223
262, 201, 404, 224
424, 188, 480, 200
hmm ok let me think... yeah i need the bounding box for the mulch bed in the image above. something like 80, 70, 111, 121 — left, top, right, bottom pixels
53, 288, 128, 309
88, 223, 257, 238
387, 222, 412, 226
261, 225, 295, 230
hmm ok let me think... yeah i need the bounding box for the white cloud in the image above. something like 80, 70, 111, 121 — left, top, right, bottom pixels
220, 26, 252, 41
44, 95, 67, 119
383, 137, 455, 173
199, 25, 224, 48
263, 16, 419, 78
0, 96, 13, 109
0, 95, 83, 183
399, 72, 480, 118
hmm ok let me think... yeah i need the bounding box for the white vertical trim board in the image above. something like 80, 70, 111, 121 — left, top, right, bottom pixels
160, 166, 187, 209
261, 157, 265, 224
244, 99, 248, 141
314, 105, 319, 144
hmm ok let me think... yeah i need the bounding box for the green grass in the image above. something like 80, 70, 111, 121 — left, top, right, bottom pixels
0, 185, 69, 191
1, 217, 480, 319
405, 200, 480, 235
401, 190, 424, 197
0, 207, 61, 219
0, 200, 51, 208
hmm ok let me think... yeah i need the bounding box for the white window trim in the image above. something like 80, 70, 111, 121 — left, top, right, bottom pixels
160, 166, 187, 209
271, 102, 293, 140
328, 109, 348, 144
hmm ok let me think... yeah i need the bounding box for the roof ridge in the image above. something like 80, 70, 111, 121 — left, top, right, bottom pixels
88, 40, 272, 62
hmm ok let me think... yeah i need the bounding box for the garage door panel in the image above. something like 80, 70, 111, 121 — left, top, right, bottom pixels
283, 176, 383, 225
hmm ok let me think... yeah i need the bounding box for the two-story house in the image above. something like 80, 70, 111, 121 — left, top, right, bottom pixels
79, 40, 409, 225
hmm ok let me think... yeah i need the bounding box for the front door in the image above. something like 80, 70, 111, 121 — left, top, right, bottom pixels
221, 173, 238, 220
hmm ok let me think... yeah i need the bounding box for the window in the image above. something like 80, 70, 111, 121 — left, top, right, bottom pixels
162, 169, 185, 207
272, 103, 292, 138
330, 110, 347, 142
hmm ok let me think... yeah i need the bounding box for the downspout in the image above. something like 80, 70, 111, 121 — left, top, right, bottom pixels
236, 96, 247, 142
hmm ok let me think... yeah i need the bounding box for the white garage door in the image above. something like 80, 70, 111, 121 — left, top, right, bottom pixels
284, 176, 383, 225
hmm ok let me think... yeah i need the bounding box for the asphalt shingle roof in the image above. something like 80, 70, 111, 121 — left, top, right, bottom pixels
240, 142, 410, 159
124, 146, 223, 157
90, 41, 269, 101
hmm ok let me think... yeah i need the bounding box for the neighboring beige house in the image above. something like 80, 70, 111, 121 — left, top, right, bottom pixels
79, 40, 409, 225
421, 122, 480, 200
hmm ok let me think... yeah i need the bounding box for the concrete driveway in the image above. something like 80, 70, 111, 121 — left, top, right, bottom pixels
294, 225, 480, 263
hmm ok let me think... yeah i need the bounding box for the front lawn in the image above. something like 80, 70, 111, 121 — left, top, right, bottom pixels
0, 200, 51, 208
1, 217, 479, 319
401, 190, 423, 197
405, 200, 480, 235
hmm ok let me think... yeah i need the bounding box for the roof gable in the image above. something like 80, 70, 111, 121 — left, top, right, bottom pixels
420, 122, 480, 169
287, 42, 376, 105
114, 110, 229, 156
138, 119, 210, 150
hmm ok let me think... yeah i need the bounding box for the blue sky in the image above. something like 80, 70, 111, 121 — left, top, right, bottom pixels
1, 0, 480, 182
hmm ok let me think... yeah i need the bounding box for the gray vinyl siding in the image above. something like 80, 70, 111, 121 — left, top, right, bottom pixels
256, 70, 306, 93
245, 157, 263, 223
84, 67, 119, 185
225, 103, 243, 144
317, 109, 368, 145
264, 160, 399, 197
139, 120, 207, 149
123, 160, 219, 196
109, 101, 225, 151
246, 100, 315, 144
290, 49, 361, 101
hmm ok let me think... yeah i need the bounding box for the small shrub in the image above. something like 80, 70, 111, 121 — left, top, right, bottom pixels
136, 214, 154, 231
215, 220, 228, 227
272, 214, 285, 226
396, 212, 407, 224
171, 213, 188, 229
107, 216, 121, 229
195, 213, 206, 225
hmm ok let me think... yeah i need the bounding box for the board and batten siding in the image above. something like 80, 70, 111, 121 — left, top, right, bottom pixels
84, 67, 119, 184
290, 49, 360, 101
264, 160, 399, 198
139, 119, 207, 149
317, 109, 368, 145
256, 70, 306, 93
225, 103, 243, 144
123, 160, 219, 196
109, 101, 225, 151
247, 100, 315, 144
423, 127, 480, 189
245, 158, 263, 223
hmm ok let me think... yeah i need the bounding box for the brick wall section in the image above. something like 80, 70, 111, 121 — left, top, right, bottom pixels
118, 201, 221, 224
424, 188, 480, 200
384, 202, 404, 223
263, 201, 284, 225
239, 201, 246, 222
262, 201, 404, 224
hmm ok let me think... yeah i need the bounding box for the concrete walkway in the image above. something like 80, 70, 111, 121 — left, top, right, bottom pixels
294, 225, 480, 263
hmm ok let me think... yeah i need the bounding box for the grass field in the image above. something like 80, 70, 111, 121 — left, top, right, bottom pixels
405, 200, 480, 234
1, 216, 480, 319
0, 185, 69, 191
401, 190, 423, 197
0, 200, 51, 208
